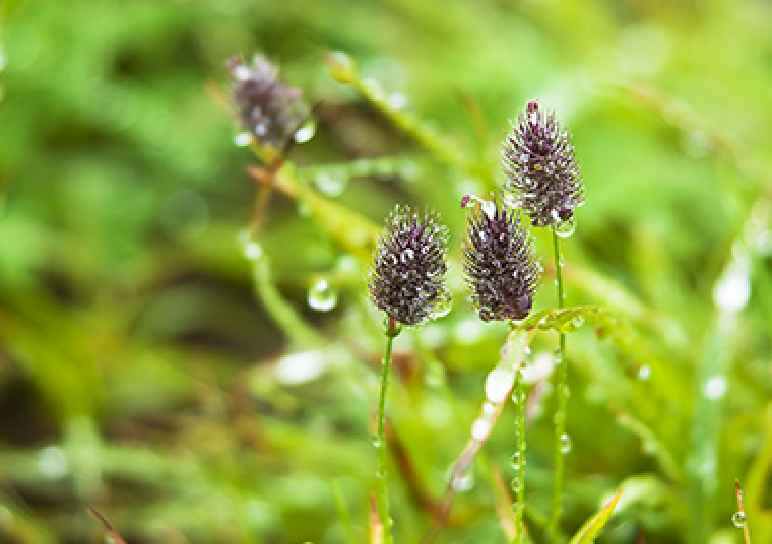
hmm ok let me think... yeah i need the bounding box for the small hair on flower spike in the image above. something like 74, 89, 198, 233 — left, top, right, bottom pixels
502, 100, 584, 227
369, 205, 450, 326
462, 197, 540, 321
227, 55, 309, 150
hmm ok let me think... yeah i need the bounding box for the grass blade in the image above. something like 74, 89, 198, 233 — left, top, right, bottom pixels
568, 490, 622, 544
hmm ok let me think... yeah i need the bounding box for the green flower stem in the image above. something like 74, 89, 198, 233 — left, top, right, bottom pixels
512, 368, 527, 544
376, 316, 399, 544
549, 227, 568, 541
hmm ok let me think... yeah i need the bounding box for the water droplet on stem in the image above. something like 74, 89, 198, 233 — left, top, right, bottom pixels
307, 277, 338, 312
555, 217, 576, 238
559, 433, 572, 454
731, 511, 747, 529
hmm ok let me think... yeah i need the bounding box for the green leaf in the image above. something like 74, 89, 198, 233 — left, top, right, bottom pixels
513, 305, 611, 333
568, 490, 623, 544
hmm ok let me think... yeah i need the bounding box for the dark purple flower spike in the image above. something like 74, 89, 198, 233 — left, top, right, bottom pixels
370, 205, 450, 326
502, 100, 584, 227
228, 55, 309, 150
462, 199, 540, 321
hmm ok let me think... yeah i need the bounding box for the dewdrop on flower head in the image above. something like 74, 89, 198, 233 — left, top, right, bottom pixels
462, 199, 540, 321
502, 100, 584, 227
369, 205, 450, 326
227, 55, 309, 150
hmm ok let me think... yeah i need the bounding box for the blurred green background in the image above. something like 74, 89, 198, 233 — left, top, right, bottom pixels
0, 0, 770, 542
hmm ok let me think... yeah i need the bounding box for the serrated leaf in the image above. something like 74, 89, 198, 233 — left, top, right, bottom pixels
568, 490, 623, 544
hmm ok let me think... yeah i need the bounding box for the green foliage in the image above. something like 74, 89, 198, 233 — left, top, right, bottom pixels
568, 491, 622, 544
1, 1, 771, 543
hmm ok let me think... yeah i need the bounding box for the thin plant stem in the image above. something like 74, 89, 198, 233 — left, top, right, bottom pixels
734, 479, 751, 544
512, 367, 527, 544
549, 227, 568, 541
376, 316, 399, 544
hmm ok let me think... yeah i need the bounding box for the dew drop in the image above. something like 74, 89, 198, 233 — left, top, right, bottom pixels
38, 446, 68, 479
451, 471, 475, 492
294, 119, 316, 143
387, 92, 407, 109
559, 433, 572, 454
637, 364, 651, 381
307, 277, 338, 312
239, 230, 263, 262
713, 257, 751, 313
363, 77, 385, 100
511, 389, 526, 406
430, 292, 452, 320
461, 194, 496, 219
731, 511, 747, 529
372, 437, 384, 449
244, 242, 263, 261
703, 375, 727, 400
485, 367, 515, 404
510, 476, 523, 493
555, 217, 576, 238
233, 64, 252, 81
470, 417, 492, 442
313, 172, 347, 197
234, 132, 253, 147
503, 193, 520, 209
510, 452, 522, 470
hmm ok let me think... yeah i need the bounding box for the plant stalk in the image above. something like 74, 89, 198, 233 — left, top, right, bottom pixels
376, 316, 399, 544
512, 367, 527, 544
549, 227, 568, 541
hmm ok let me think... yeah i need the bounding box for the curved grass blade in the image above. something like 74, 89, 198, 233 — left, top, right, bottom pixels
568, 490, 622, 544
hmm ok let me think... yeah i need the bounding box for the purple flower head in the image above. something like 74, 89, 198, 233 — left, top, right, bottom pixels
463, 201, 540, 321
227, 55, 309, 150
502, 100, 584, 227
370, 205, 450, 326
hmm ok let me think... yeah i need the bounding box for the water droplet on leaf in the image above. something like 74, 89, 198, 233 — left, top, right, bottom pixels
731, 511, 747, 529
